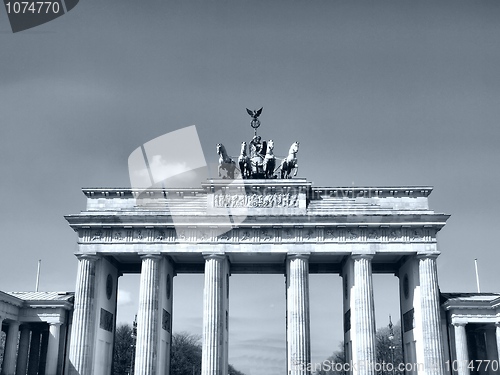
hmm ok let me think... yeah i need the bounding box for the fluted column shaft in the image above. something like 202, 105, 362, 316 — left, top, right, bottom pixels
68, 254, 99, 375
16, 325, 31, 375
352, 254, 376, 375
418, 253, 445, 375
286, 254, 311, 375
134, 254, 161, 375
2, 321, 20, 375
45, 323, 61, 375
201, 254, 228, 375
453, 323, 470, 375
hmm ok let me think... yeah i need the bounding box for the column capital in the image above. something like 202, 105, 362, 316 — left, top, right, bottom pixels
287, 252, 310, 260
351, 253, 374, 261
495, 322, 500, 328
452, 322, 467, 328
202, 252, 226, 261
75, 254, 100, 262
416, 251, 440, 260
138, 253, 162, 260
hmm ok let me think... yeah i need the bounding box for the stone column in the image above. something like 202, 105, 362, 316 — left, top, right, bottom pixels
134, 254, 162, 375
2, 321, 20, 375
45, 323, 62, 375
16, 325, 31, 375
201, 253, 229, 375
286, 253, 311, 375
496, 323, 500, 362
417, 253, 445, 375
453, 323, 470, 375
28, 328, 41, 375
68, 254, 99, 375
352, 254, 376, 375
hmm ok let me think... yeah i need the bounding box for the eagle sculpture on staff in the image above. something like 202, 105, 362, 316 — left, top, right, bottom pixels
246, 107, 263, 133
246, 107, 263, 120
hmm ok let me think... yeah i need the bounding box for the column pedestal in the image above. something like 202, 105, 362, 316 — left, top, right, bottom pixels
201, 253, 229, 375
417, 253, 445, 375
134, 254, 162, 375
286, 253, 311, 375
2, 322, 20, 375
68, 254, 99, 375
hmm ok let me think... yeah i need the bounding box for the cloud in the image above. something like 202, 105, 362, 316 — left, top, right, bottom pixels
117, 289, 133, 306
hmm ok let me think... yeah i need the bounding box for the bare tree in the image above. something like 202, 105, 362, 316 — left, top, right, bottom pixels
315, 323, 403, 375
112, 329, 247, 375
113, 324, 134, 375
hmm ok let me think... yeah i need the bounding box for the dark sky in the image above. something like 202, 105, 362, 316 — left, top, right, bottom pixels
1, 1, 500, 373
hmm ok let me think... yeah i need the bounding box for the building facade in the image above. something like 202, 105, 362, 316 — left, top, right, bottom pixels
64, 179, 450, 375
2, 181, 500, 375
0, 291, 73, 375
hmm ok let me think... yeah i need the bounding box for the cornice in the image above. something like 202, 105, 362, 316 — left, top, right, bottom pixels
65, 214, 450, 227
81, 184, 434, 199
0, 291, 24, 307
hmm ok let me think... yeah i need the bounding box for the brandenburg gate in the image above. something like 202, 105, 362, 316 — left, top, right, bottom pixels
65, 112, 450, 375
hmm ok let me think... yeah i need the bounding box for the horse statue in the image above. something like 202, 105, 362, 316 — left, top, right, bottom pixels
217, 143, 236, 179
238, 141, 251, 179
280, 142, 299, 179
263, 139, 276, 178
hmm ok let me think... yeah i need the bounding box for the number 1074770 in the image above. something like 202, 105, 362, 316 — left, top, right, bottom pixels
5, 2, 61, 14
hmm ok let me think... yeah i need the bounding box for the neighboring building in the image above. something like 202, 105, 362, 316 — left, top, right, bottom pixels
0, 291, 73, 375
442, 293, 500, 375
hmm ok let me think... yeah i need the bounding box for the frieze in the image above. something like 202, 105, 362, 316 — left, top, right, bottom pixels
176, 229, 188, 242
303, 228, 316, 241
282, 228, 295, 241
389, 229, 402, 241
409, 228, 424, 240
366, 229, 381, 240
213, 193, 299, 208
199, 230, 210, 241
240, 229, 252, 241
325, 229, 339, 240
260, 228, 274, 242
81, 227, 436, 243
217, 233, 231, 242
346, 229, 359, 240
91, 231, 103, 241
113, 231, 124, 241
